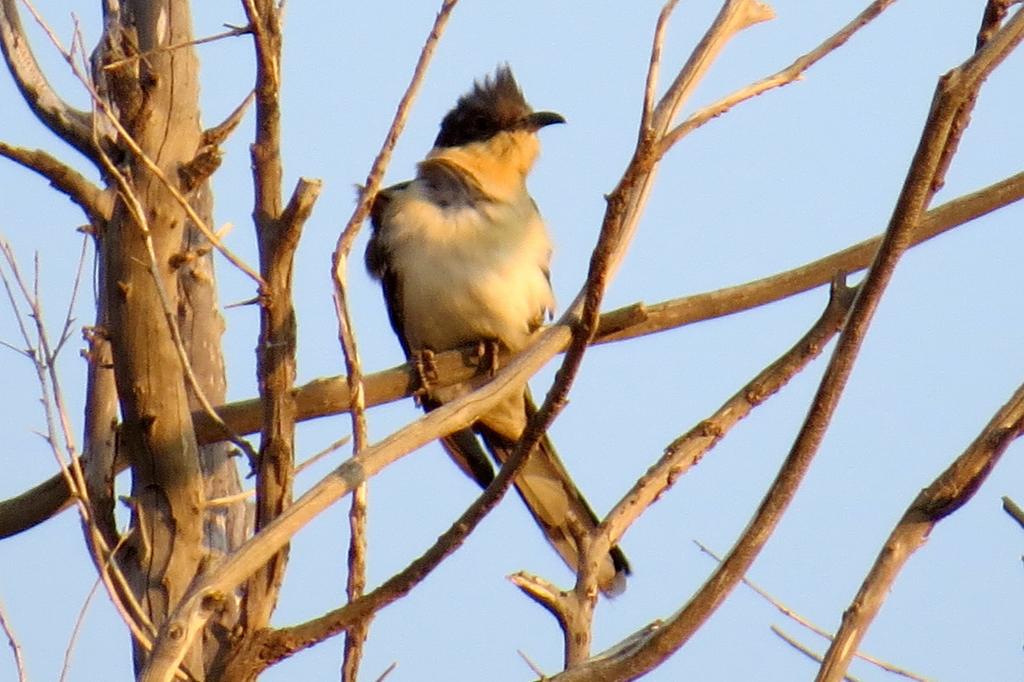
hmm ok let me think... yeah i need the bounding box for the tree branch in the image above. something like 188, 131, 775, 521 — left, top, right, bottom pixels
0, 597, 27, 682
0, 0, 101, 165
815, 375, 1024, 681
660, 0, 899, 153
813, 7, 1024, 680
0, 141, 110, 224
327, 3, 458, 678
2, 168, 1021, 542
695, 541, 932, 681
553, 4, 1024, 680
232, 2, 322, 670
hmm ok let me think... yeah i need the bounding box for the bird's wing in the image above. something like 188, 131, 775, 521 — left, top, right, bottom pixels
366, 181, 496, 486
417, 157, 488, 207
477, 389, 630, 596
366, 182, 413, 357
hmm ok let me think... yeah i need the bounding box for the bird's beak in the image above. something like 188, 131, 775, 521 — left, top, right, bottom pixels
524, 111, 566, 131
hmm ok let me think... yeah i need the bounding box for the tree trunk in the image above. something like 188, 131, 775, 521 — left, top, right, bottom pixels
99, 1, 214, 676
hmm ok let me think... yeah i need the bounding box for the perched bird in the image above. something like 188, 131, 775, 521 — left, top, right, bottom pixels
365, 66, 629, 594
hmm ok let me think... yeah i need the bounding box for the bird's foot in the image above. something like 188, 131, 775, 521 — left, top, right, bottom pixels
412, 348, 438, 404
475, 339, 502, 377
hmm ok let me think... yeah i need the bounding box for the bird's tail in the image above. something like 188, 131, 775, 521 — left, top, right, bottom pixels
479, 426, 631, 596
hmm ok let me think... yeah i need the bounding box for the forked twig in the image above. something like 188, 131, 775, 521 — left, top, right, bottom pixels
661, 0, 899, 154
816, 6, 1024, 680
695, 541, 931, 681
328, 2, 459, 678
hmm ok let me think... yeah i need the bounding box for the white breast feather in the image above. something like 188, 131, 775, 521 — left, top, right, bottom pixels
385, 185, 554, 354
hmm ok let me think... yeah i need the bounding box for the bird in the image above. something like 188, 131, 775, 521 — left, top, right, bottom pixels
365, 66, 630, 595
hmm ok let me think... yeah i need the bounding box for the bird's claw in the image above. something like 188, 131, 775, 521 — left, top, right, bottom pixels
412, 349, 439, 403
475, 339, 502, 377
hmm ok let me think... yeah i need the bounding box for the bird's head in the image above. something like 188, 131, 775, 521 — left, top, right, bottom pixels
433, 65, 565, 149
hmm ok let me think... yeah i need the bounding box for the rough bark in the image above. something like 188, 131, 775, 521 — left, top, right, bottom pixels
99, 1, 210, 675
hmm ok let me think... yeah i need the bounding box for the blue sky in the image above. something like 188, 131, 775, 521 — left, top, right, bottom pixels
1, 1, 1022, 680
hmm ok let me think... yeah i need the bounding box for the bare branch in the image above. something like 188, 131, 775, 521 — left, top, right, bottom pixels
0, 0, 100, 164
640, 0, 680, 134
202, 91, 255, 147
811, 7, 1024, 680
816, 375, 1024, 681
0, 597, 27, 682
771, 626, 863, 682
599, 277, 854, 556
100, 23, 253, 72
232, 0, 324, 664
599, 170, 1024, 343
341, 481, 370, 682
695, 541, 932, 682
60, 573, 104, 682
650, 0, 774, 140
661, 0, 899, 153
1002, 496, 1024, 531
3, 166, 1021, 541
328, 3, 458, 676
557, 5, 1024, 681
0, 141, 110, 224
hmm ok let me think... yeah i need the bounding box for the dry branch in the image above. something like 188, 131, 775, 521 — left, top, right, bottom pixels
0, 0, 100, 164
815, 375, 1024, 681
1003, 496, 1024, 530
0, 597, 27, 682
661, 0, 899, 153
0, 141, 110, 224
552, 2, 776, 662
696, 541, 932, 681
236, 0, 318, 650
772, 626, 863, 682
553, 3, 1024, 679
1, 167, 1021, 542
327, 3, 460, 678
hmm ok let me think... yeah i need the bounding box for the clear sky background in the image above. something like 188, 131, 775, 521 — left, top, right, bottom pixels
1, 1, 1022, 680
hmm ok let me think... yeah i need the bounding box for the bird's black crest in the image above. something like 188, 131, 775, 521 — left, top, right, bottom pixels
434, 66, 534, 148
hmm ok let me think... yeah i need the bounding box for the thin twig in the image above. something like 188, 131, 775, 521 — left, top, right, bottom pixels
102, 24, 252, 71
60, 573, 104, 682
695, 541, 932, 681
0, 0, 100, 164
330, 2, 459, 678
372, 661, 398, 682
1002, 496, 1024, 530
0, 597, 27, 682
518, 649, 548, 679
0, 240, 157, 651
640, 0, 680, 134
772, 626, 863, 682
660, 0, 899, 155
